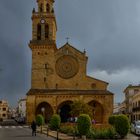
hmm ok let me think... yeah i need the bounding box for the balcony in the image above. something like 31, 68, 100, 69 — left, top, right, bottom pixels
132, 107, 140, 112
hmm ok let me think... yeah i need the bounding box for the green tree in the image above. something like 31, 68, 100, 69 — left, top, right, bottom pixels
77, 114, 91, 140
114, 115, 130, 138
36, 114, 45, 133
108, 114, 130, 138
49, 114, 61, 130
70, 100, 93, 118
108, 115, 117, 126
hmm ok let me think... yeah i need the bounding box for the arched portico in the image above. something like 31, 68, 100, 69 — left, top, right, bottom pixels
88, 100, 104, 124
36, 102, 53, 123
57, 101, 73, 123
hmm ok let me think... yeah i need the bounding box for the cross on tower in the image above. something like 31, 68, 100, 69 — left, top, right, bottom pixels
66, 37, 70, 43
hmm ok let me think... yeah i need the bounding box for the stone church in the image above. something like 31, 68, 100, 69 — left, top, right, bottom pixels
26, 0, 113, 124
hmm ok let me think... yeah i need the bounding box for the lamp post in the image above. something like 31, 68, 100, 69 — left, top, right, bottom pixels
41, 107, 45, 120
40, 107, 45, 133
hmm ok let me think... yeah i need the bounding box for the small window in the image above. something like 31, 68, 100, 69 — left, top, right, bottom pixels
45, 64, 48, 69
2, 114, 6, 117
91, 83, 96, 89
44, 77, 46, 82
38, 52, 40, 55
46, 4, 50, 13
134, 89, 139, 94
3, 108, 6, 111
56, 84, 58, 89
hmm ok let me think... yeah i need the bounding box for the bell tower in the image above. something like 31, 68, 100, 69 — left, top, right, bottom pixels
31, 0, 57, 43
29, 0, 57, 89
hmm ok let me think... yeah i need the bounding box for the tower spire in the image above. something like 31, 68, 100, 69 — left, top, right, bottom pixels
37, 0, 55, 13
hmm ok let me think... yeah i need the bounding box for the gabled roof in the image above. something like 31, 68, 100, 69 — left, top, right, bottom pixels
87, 76, 109, 85
58, 42, 86, 56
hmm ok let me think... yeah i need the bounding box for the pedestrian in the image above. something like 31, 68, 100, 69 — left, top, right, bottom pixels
31, 120, 37, 136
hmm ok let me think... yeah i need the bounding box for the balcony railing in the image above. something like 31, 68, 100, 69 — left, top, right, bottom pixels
132, 107, 140, 112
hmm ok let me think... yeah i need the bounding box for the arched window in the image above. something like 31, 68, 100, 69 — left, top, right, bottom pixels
45, 24, 49, 39
37, 24, 41, 40
46, 4, 50, 13
40, 4, 43, 12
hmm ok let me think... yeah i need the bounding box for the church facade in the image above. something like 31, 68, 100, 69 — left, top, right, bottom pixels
26, 0, 114, 124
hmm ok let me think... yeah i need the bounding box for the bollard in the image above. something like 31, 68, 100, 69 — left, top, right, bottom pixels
47, 126, 49, 137
56, 129, 59, 140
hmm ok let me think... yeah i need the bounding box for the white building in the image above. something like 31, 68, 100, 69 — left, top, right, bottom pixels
18, 98, 26, 118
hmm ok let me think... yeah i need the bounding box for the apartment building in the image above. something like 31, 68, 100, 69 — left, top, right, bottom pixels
0, 100, 9, 120
124, 84, 140, 122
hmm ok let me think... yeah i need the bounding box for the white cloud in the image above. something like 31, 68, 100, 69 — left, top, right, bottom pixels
89, 68, 140, 103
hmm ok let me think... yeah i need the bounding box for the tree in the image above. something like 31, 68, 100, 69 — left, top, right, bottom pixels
49, 114, 61, 130
77, 114, 91, 140
114, 115, 130, 138
108, 114, 130, 138
36, 114, 45, 133
70, 100, 93, 118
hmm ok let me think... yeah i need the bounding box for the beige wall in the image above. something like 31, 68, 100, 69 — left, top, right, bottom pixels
0, 100, 8, 119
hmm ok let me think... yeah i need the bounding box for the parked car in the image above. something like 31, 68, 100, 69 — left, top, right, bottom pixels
131, 120, 140, 135
15, 117, 26, 124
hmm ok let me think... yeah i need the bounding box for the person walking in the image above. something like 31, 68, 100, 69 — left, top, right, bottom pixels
31, 120, 37, 136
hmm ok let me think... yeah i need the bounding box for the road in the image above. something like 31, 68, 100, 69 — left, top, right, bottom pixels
0, 119, 139, 140
0, 125, 55, 140
0, 119, 55, 140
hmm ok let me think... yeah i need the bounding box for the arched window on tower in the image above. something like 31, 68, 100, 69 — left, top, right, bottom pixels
40, 4, 43, 12
37, 24, 41, 40
45, 24, 49, 39
46, 4, 50, 13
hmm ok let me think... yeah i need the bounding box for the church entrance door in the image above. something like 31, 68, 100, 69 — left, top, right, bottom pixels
57, 101, 73, 123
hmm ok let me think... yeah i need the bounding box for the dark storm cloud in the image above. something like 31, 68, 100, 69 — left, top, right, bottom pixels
0, 0, 140, 106
56, 0, 140, 73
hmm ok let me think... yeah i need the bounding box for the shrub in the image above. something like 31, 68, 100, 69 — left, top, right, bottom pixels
77, 114, 91, 136
36, 114, 44, 126
49, 114, 61, 130
60, 125, 77, 136
89, 127, 116, 139
108, 115, 117, 126
114, 115, 130, 138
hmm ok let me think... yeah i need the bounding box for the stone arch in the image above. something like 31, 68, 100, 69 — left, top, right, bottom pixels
36, 102, 53, 123
88, 100, 104, 124
57, 100, 73, 123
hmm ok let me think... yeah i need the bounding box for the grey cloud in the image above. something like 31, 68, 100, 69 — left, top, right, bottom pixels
0, 0, 140, 106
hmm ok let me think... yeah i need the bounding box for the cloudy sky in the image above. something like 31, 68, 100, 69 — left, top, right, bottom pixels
0, 0, 140, 107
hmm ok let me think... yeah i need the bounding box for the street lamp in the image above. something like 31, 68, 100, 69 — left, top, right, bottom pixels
41, 107, 45, 121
